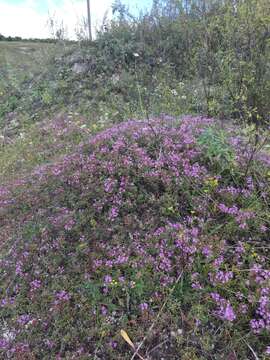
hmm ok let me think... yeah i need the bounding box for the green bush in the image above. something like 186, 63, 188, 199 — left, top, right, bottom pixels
95, 0, 270, 124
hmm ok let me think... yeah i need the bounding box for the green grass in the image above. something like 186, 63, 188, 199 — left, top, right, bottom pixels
0, 41, 57, 83
0, 41, 66, 130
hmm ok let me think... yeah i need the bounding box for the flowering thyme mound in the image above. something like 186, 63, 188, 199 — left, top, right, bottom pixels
0, 116, 269, 359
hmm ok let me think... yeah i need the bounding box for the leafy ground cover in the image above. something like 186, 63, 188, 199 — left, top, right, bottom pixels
0, 115, 269, 359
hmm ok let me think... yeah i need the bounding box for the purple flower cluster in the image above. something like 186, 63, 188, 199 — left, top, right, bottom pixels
54, 290, 71, 304
211, 293, 236, 322
139, 303, 149, 312
250, 290, 270, 334
218, 203, 255, 229
0, 116, 269, 357
209, 270, 234, 285
30, 279, 41, 291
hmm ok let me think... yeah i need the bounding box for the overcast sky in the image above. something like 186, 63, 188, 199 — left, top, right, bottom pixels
0, 0, 152, 39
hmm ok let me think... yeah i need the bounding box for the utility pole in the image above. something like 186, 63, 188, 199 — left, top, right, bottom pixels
86, 0, 92, 41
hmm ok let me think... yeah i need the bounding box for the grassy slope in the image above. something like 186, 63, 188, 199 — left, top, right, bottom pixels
0, 42, 270, 359
0, 41, 59, 103
0, 41, 74, 180
0, 41, 53, 78
0, 41, 66, 134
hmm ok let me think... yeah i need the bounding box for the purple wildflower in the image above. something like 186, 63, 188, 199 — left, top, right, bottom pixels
139, 303, 149, 312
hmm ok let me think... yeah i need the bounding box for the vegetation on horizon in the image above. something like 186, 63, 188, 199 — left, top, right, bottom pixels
0, 34, 58, 44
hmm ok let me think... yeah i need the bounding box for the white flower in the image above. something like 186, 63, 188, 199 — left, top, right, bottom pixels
133, 53, 140, 57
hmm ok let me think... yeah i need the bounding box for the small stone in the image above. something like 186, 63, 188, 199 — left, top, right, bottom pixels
72, 62, 88, 75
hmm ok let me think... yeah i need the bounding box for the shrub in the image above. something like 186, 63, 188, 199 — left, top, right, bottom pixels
96, 0, 270, 124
